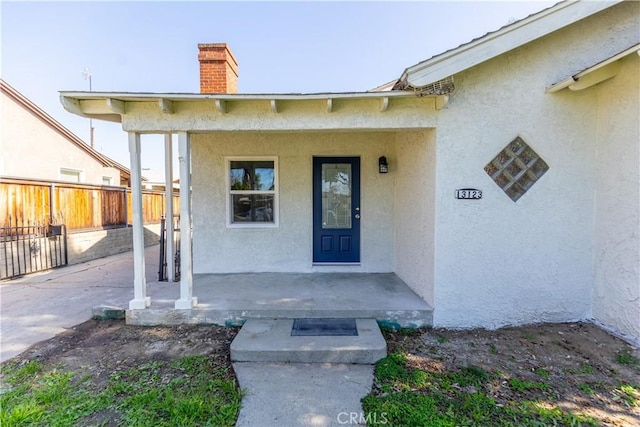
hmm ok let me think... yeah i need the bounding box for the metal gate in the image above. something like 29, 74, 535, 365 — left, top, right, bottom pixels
1, 217, 67, 279
158, 215, 180, 281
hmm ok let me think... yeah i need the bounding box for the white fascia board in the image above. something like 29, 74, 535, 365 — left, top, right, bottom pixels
546, 43, 640, 93
59, 90, 422, 122
58, 90, 417, 102
403, 0, 623, 88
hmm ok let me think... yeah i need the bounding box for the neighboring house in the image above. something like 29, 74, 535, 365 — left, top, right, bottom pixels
1, 79, 130, 186
60, 0, 639, 344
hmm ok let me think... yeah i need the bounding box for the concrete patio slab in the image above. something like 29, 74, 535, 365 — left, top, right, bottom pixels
128, 272, 433, 328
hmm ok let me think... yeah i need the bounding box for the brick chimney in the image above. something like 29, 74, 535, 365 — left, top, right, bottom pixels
198, 43, 238, 93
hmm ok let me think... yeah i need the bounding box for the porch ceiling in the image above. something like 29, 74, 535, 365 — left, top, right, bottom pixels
59, 90, 444, 133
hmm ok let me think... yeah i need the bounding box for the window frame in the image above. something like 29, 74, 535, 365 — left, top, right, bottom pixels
59, 167, 83, 183
225, 156, 279, 228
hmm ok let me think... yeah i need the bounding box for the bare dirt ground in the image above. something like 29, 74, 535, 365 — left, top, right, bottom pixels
2, 319, 639, 426
385, 322, 640, 426
2, 320, 239, 391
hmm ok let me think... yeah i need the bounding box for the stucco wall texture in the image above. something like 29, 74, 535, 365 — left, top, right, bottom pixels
1, 90, 120, 185
192, 132, 403, 274
430, 1, 639, 341
593, 52, 639, 344
394, 131, 436, 307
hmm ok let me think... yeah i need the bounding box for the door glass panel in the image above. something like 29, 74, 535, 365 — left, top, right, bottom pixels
321, 163, 351, 229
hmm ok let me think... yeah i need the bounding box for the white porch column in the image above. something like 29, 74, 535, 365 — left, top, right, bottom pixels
175, 131, 197, 309
164, 134, 175, 282
128, 132, 150, 309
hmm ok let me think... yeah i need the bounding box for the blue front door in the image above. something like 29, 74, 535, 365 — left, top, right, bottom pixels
313, 157, 360, 263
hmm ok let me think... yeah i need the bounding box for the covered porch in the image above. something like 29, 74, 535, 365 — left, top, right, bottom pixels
127, 272, 433, 328
60, 90, 443, 325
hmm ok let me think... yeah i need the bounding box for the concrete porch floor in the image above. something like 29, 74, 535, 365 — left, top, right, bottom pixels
127, 273, 433, 328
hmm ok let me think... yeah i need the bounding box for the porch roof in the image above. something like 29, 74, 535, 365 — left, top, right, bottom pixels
59, 90, 445, 132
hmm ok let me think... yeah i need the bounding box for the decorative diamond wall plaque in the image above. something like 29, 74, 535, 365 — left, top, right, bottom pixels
484, 137, 548, 202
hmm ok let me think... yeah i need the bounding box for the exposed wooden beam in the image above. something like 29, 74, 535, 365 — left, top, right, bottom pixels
326, 98, 333, 113
159, 99, 173, 114
215, 99, 226, 114
380, 97, 389, 112
270, 99, 278, 113
435, 95, 449, 111
106, 98, 125, 114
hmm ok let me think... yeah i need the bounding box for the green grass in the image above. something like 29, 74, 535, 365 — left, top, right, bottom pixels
578, 383, 596, 395
0, 356, 241, 427
615, 348, 640, 367
615, 384, 640, 407
436, 335, 450, 344
534, 368, 550, 378
580, 363, 594, 375
363, 351, 597, 427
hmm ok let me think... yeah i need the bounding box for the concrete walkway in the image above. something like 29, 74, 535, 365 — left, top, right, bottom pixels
0, 245, 159, 362
234, 362, 374, 427
231, 318, 383, 426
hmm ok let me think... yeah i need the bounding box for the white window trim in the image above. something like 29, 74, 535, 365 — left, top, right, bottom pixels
59, 167, 83, 183
102, 176, 113, 186
225, 156, 279, 228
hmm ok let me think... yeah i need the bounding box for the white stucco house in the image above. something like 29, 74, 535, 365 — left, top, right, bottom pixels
1, 80, 130, 186
60, 0, 639, 344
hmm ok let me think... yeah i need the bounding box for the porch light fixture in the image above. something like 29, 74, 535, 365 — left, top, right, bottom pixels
378, 156, 389, 174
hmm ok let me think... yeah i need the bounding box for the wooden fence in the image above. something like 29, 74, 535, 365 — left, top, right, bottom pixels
0, 177, 179, 231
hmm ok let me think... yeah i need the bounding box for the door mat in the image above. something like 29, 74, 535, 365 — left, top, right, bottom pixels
291, 318, 358, 336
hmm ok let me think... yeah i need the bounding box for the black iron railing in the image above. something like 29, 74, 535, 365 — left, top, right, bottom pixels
0, 217, 67, 279
158, 215, 180, 282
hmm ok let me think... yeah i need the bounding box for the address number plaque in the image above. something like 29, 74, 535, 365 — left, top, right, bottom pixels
456, 188, 482, 199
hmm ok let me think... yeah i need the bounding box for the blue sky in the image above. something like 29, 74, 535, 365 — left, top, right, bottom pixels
2, 0, 557, 181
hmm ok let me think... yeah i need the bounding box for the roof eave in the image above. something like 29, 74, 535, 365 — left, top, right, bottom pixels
401, 0, 623, 89
545, 43, 640, 93
59, 90, 420, 102
59, 90, 433, 124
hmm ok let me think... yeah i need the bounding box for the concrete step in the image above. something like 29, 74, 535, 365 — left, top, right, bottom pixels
230, 318, 387, 364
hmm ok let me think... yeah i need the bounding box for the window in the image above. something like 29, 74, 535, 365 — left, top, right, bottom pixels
227, 157, 278, 227
102, 176, 113, 186
60, 168, 82, 183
